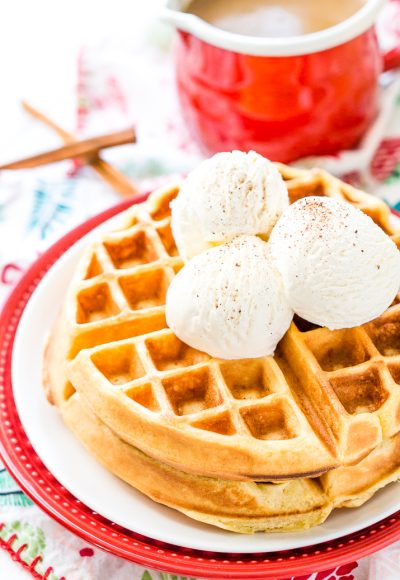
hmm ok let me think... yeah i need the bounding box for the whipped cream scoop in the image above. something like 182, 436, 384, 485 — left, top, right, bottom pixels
171, 150, 288, 261
269, 196, 400, 330
166, 235, 293, 359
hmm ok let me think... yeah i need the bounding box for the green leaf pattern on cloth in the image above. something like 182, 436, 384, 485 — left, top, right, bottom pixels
0, 520, 46, 557
386, 164, 400, 185
0, 519, 58, 580
0, 467, 33, 507
159, 574, 193, 580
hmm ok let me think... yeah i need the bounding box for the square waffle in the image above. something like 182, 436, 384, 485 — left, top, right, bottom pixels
59, 392, 400, 533
44, 165, 400, 484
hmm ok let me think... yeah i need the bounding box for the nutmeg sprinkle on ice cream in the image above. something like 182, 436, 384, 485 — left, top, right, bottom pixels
166, 235, 293, 359
170, 150, 289, 261
269, 196, 400, 329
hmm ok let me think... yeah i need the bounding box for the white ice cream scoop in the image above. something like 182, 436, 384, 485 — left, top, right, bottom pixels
166, 235, 293, 359
269, 196, 400, 330
171, 150, 289, 261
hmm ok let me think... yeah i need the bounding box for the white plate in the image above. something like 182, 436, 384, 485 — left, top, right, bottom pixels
11, 212, 400, 554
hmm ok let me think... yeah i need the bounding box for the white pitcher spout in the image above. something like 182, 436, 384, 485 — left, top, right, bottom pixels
159, 6, 201, 34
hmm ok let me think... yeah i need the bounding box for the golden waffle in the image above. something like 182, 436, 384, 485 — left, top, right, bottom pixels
44, 165, 400, 481
60, 392, 400, 533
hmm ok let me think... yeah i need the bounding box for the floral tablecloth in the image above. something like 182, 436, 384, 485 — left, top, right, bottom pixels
1, 3, 400, 578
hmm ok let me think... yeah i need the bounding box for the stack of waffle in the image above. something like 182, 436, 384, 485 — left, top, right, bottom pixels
43, 165, 400, 533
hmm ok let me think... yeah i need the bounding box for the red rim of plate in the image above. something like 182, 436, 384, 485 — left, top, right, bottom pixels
1, 195, 400, 580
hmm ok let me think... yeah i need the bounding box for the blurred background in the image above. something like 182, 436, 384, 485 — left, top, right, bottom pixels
0, 0, 178, 160
0, 0, 204, 293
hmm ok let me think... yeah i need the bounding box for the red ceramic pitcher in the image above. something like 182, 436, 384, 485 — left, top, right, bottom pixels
162, 0, 400, 163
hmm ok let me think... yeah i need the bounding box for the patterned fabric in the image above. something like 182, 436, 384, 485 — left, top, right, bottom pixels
0, 2, 400, 578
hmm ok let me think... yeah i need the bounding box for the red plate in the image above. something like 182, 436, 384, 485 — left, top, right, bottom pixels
1, 196, 400, 580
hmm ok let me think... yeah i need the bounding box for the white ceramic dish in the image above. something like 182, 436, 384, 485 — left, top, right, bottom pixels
11, 212, 400, 554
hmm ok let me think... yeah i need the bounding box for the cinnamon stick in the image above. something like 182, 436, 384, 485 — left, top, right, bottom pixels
21, 101, 139, 198
0, 127, 136, 170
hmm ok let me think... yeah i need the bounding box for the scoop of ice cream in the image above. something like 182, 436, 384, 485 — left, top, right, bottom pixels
269, 197, 400, 330
166, 236, 293, 359
171, 150, 289, 261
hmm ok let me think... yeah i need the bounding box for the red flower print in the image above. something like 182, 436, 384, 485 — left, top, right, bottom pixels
79, 547, 94, 557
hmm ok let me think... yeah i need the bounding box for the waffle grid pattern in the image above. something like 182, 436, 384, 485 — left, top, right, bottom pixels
4, 203, 400, 566
277, 309, 400, 465
59, 165, 400, 479
305, 319, 400, 422
84, 333, 304, 442
76, 188, 181, 325
64, 186, 182, 360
